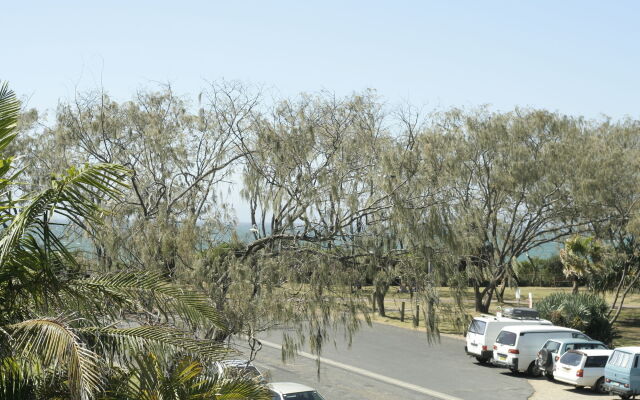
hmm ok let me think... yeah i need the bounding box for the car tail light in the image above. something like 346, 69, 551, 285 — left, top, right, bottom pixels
493, 345, 497, 350
625, 383, 630, 388
482, 345, 488, 351
605, 378, 611, 383
508, 349, 519, 354
576, 369, 583, 377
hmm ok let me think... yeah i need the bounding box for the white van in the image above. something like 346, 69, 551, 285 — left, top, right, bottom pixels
492, 325, 590, 375
465, 308, 551, 363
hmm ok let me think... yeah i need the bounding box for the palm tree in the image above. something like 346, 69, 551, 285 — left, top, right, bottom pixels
0, 83, 269, 400
560, 235, 605, 294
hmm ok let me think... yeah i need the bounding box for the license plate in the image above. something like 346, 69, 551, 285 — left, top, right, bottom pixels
499, 355, 506, 361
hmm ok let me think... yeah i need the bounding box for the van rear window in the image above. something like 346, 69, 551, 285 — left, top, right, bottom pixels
609, 351, 632, 368
560, 352, 583, 366
496, 331, 516, 346
468, 319, 487, 335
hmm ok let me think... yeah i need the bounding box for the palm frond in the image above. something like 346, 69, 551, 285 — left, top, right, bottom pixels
0, 357, 36, 400
7, 318, 103, 400
0, 163, 128, 279
80, 325, 231, 360
0, 82, 20, 154
202, 378, 272, 400
109, 353, 271, 400
75, 271, 225, 329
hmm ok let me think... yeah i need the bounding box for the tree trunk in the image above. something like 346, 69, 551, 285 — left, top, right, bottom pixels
496, 283, 506, 303
480, 285, 495, 314
473, 284, 484, 312
608, 264, 629, 318
571, 276, 579, 294
374, 289, 386, 317
609, 270, 640, 325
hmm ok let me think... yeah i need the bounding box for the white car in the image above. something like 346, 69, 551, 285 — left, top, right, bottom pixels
554, 349, 613, 393
214, 359, 266, 383
268, 382, 326, 400
492, 325, 590, 375
535, 338, 607, 379
465, 308, 551, 363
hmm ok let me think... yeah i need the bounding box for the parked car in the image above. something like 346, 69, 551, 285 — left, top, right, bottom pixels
268, 382, 326, 400
552, 349, 612, 393
214, 359, 266, 383
492, 325, 590, 375
465, 307, 551, 363
536, 338, 607, 379
605, 347, 640, 399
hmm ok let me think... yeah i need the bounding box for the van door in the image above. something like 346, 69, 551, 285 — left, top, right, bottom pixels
607, 350, 633, 388
630, 354, 640, 393
466, 319, 487, 356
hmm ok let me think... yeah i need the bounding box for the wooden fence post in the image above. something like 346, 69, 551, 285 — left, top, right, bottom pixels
400, 301, 406, 322
413, 304, 420, 327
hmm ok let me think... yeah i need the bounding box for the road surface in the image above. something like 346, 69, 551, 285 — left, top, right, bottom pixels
238, 323, 536, 400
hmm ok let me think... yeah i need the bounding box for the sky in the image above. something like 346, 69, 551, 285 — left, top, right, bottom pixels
5, 1, 640, 221
6, 0, 640, 119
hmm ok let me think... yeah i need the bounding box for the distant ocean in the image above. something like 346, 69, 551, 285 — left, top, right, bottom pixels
58, 221, 560, 260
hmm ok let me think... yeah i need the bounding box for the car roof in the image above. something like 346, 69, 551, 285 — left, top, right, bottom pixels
474, 315, 551, 324
218, 359, 256, 367
545, 338, 603, 345
567, 349, 613, 356
268, 382, 316, 394
613, 347, 640, 354
501, 325, 579, 333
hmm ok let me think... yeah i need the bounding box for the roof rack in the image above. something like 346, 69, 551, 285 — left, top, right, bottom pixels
501, 307, 540, 320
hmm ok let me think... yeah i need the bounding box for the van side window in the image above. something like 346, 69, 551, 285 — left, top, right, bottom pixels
571, 333, 590, 340
585, 356, 609, 368
635, 355, 640, 369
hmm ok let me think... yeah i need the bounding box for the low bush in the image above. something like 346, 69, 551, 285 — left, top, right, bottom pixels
536, 292, 613, 343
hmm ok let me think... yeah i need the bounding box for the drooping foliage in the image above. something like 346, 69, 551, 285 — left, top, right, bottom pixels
0, 82, 270, 399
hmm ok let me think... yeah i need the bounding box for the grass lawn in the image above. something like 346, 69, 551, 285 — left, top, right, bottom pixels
361, 286, 640, 346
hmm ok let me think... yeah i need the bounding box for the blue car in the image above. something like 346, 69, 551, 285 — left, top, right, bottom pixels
605, 347, 640, 399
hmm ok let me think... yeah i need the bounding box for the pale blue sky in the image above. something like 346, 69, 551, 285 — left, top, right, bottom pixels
5, 1, 640, 119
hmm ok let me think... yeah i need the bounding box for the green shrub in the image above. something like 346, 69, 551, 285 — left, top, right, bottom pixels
536, 292, 613, 343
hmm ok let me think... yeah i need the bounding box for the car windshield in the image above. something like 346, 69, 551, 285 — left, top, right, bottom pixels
468, 319, 487, 335
224, 365, 261, 379
283, 391, 325, 400
574, 343, 607, 350
496, 331, 517, 346
560, 352, 584, 366
585, 356, 609, 368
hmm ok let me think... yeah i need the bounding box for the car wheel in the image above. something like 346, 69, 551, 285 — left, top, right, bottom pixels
592, 377, 606, 394
527, 361, 542, 377
544, 371, 554, 381
475, 356, 488, 364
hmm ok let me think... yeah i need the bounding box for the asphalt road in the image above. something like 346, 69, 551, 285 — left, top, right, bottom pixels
243, 323, 534, 400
